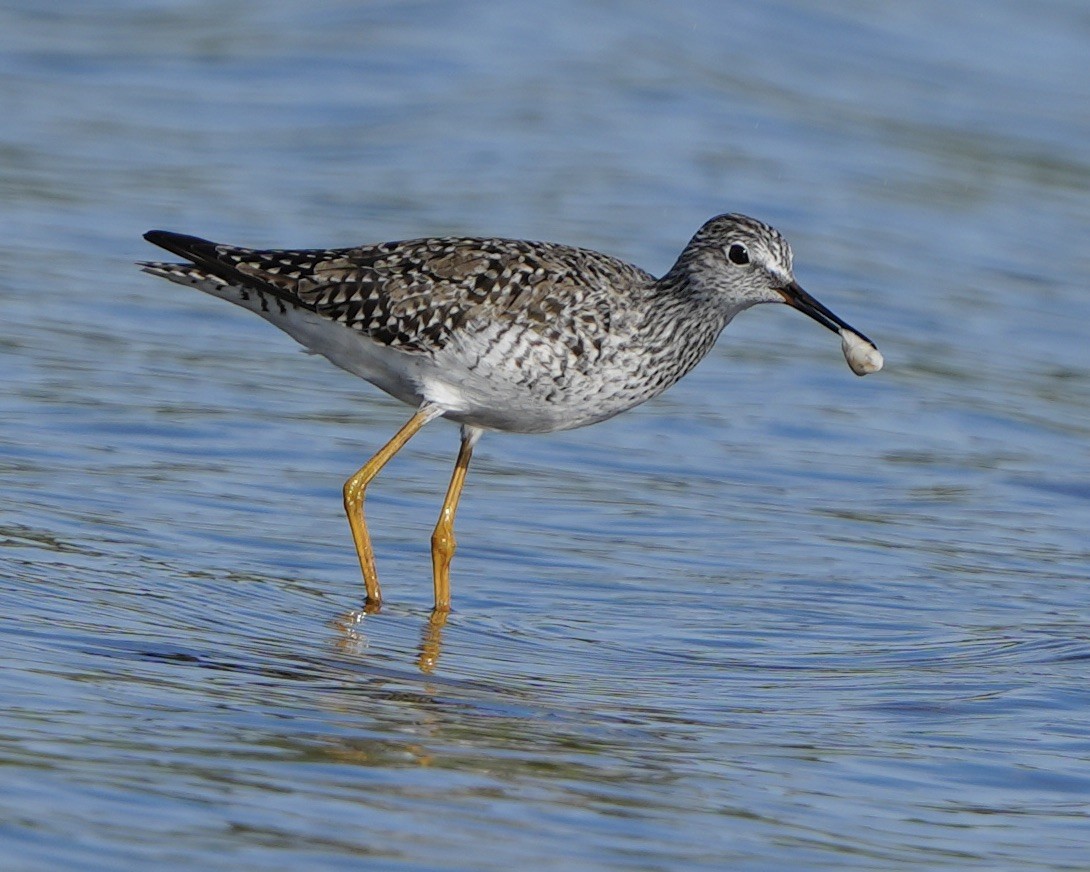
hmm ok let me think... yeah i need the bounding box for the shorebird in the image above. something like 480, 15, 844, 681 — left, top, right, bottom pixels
141, 213, 882, 613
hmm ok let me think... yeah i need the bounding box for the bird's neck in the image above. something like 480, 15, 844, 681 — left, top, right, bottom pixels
654, 264, 738, 331
622, 270, 733, 390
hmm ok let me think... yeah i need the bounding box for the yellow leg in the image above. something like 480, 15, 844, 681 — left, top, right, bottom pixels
430, 427, 480, 613
343, 405, 440, 610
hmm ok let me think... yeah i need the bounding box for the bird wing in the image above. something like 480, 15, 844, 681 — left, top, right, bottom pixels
143, 232, 647, 359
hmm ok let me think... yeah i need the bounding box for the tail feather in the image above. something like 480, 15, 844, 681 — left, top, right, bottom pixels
143, 230, 221, 262
141, 230, 314, 312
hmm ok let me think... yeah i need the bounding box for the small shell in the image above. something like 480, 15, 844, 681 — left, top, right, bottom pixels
840, 329, 884, 376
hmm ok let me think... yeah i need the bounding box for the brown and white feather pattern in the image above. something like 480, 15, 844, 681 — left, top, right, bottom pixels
147, 235, 641, 359
296, 237, 630, 365
140, 215, 782, 432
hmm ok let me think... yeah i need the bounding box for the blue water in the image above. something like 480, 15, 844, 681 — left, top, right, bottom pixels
2, 1, 1089, 869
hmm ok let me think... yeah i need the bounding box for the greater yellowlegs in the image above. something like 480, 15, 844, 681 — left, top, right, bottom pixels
141, 213, 882, 613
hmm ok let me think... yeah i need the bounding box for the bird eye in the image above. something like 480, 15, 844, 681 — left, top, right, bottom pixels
727, 243, 749, 265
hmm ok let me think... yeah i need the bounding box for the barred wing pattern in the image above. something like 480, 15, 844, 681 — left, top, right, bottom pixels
144, 232, 652, 371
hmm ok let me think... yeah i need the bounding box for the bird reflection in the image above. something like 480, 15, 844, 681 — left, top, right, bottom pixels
331, 607, 449, 674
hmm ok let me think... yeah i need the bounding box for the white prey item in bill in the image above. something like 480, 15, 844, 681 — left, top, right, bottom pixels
840, 329, 884, 376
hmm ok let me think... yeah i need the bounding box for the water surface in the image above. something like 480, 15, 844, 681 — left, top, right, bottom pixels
2, 1, 1089, 869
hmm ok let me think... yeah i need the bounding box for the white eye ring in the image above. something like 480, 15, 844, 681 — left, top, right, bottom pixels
727, 243, 749, 265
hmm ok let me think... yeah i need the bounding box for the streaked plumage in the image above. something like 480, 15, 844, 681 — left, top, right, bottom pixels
141, 213, 881, 613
